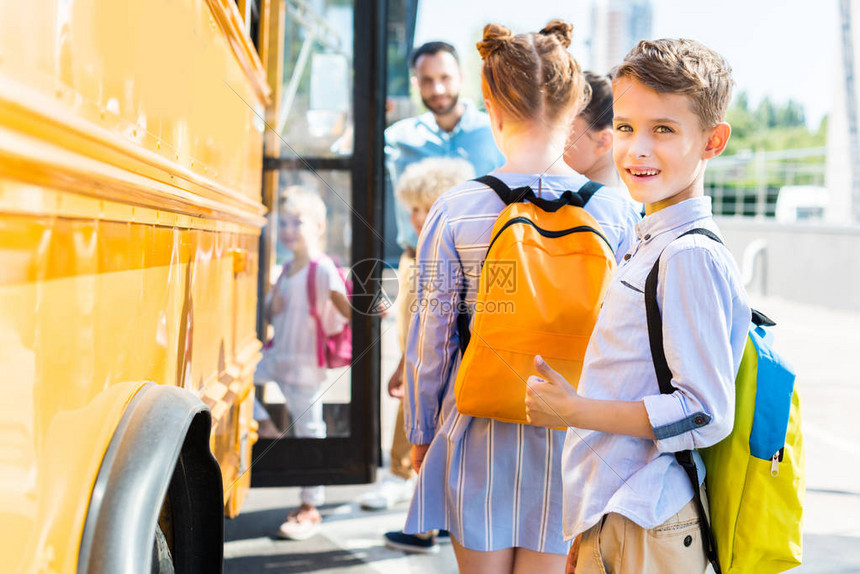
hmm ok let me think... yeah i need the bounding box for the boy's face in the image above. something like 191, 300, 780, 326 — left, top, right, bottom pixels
409, 204, 431, 235
612, 77, 729, 214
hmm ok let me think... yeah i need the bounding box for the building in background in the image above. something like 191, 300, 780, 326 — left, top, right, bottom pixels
827, 0, 860, 225
589, 0, 653, 74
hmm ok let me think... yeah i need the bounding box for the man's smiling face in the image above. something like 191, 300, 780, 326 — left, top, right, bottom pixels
412, 51, 462, 116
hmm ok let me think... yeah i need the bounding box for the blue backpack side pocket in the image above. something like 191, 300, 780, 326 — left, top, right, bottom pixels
748, 323, 796, 461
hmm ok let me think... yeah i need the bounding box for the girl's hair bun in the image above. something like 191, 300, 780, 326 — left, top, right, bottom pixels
477, 23, 514, 59
539, 19, 573, 48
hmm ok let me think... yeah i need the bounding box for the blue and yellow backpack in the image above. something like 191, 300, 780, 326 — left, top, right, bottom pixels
646, 228, 804, 574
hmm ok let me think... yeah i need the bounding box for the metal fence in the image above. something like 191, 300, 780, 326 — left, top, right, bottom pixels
705, 147, 827, 218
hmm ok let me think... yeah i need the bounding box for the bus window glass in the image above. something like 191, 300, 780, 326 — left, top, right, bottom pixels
256, 169, 352, 439
278, 0, 354, 159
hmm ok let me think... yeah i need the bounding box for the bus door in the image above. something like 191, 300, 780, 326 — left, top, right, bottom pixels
250, 0, 392, 487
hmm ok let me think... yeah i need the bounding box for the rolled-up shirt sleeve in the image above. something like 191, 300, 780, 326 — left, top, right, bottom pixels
642, 246, 737, 453
403, 203, 461, 445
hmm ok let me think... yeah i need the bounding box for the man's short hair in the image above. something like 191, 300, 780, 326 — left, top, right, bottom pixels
409, 41, 459, 69
614, 39, 733, 128
395, 158, 475, 208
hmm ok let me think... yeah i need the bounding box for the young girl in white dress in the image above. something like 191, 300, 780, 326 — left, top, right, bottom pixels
256, 186, 351, 540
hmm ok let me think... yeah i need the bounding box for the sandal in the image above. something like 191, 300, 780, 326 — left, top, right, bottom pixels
277, 506, 322, 540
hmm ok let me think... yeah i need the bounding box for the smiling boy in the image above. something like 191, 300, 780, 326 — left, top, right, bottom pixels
524, 39, 751, 573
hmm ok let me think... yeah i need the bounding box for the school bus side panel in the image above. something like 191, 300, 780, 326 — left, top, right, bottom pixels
0, 0, 268, 571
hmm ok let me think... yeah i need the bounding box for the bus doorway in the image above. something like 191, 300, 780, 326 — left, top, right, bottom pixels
250, 0, 396, 488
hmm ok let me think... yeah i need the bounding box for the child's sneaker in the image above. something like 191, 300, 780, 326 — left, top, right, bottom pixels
277, 507, 321, 541
358, 475, 415, 510
383, 530, 439, 554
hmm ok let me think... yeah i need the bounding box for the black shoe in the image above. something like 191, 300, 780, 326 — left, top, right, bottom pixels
383, 530, 439, 554
436, 529, 450, 543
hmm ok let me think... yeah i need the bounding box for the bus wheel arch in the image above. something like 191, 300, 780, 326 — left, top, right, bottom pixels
77, 383, 223, 574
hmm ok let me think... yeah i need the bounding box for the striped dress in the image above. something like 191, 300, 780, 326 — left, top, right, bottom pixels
402, 172, 641, 553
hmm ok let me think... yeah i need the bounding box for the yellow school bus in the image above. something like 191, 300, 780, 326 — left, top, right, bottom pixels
1, 0, 391, 568
0, 0, 275, 570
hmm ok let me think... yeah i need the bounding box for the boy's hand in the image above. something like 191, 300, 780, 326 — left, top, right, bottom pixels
411, 444, 430, 473
387, 367, 404, 398
271, 293, 286, 315
525, 355, 579, 428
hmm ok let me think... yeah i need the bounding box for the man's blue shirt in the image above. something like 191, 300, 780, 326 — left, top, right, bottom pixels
385, 100, 504, 249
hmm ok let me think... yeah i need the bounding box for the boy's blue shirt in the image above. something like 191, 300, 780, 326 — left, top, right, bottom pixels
561, 196, 751, 540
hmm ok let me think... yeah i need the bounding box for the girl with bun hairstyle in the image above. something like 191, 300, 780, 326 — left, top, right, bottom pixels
401, 21, 640, 573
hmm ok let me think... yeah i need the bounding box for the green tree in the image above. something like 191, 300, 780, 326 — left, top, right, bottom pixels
723, 93, 824, 156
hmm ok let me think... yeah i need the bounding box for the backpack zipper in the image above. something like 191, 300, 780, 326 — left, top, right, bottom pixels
486, 217, 613, 254
771, 448, 784, 477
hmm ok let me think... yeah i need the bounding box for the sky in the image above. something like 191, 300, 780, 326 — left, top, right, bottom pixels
415, 0, 838, 128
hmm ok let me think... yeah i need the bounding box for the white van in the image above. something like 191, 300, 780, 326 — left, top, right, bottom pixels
775, 185, 830, 223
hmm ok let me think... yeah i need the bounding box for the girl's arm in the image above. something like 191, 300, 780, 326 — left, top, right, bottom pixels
638, 246, 740, 453
403, 203, 460, 449
264, 264, 287, 322
330, 290, 351, 320
318, 258, 350, 320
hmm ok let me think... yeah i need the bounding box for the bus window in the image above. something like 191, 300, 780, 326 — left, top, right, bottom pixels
256, 169, 354, 440
278, 0, 353, 159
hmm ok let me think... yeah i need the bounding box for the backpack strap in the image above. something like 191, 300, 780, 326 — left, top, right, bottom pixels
475, 175, 531, 205
458, 175, 522, 353
644, 227, 723, 574
307, 259, 327, 368
576, 180, 603, 206
752, 308, 776, 327
474, 175, 602, 211
456, 277, 471, 355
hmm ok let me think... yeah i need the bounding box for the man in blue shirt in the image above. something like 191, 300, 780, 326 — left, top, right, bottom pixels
385, 41, 504, 252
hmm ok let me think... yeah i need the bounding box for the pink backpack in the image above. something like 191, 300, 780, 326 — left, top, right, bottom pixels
263, 258, 352, 369
307, 258, 352, 368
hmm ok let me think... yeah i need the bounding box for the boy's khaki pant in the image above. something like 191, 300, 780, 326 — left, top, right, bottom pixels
571, 493, 709, 574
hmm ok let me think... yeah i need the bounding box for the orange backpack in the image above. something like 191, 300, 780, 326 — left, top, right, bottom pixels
454, 175, 616, 425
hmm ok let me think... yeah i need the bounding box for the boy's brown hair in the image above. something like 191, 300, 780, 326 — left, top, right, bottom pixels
614, 39, 733, 129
